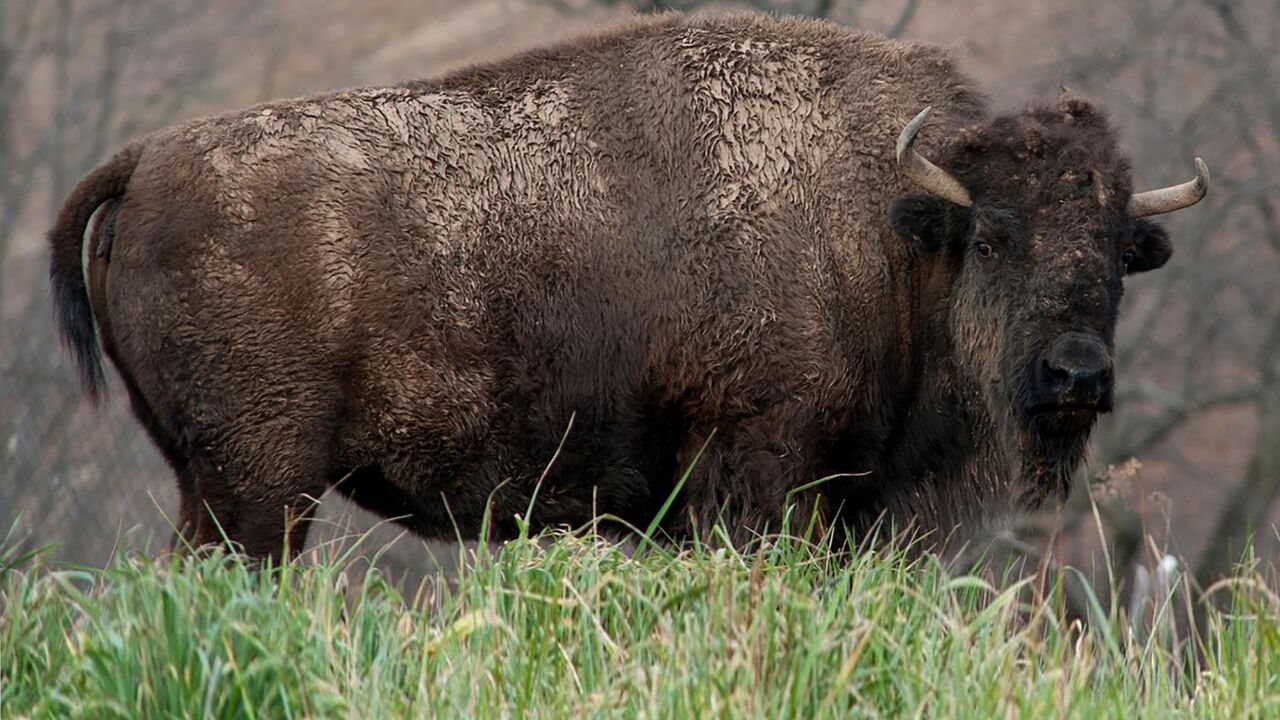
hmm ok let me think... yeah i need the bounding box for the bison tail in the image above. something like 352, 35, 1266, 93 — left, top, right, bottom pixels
48, 142, 142, 403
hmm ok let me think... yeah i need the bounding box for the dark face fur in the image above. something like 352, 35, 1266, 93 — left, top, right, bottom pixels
888, 98, 1173, 503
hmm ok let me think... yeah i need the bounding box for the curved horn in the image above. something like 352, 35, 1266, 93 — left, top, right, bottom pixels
896, 107, 972, 207
1128, 157, 1210, 218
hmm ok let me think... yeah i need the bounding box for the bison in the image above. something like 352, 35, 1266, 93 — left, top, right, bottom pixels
50, 13, 1208, 559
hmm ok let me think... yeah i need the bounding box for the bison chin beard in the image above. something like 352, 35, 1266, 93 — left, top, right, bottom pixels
1015, 419, 1093, 509
994, 375, 1097, 512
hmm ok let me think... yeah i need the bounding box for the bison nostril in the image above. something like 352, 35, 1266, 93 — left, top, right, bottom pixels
1041, 358, 1071, 390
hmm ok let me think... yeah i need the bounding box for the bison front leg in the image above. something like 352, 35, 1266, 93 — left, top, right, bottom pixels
674, 418, 821, 546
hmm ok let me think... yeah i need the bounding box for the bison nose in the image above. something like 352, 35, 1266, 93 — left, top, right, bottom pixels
1038, 332, 1113, 408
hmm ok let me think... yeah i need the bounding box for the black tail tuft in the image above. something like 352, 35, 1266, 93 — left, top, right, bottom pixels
47, 143, 142, 402
51, 267, 106, 398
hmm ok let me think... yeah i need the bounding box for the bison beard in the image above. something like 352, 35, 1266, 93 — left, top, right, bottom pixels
48, 13, 1207, 560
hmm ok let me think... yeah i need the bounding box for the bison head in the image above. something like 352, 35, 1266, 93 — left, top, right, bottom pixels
886, 96, 1208, 505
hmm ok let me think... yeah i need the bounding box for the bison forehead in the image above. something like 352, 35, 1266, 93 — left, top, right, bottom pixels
1018, 226, 1119, 329
949, 96, 1136, 221
1004, 164, 1127, 212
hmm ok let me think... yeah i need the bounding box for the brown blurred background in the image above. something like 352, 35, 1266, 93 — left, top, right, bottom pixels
2, 0, 1276, 593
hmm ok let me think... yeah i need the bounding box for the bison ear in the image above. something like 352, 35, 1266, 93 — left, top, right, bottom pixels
1126, 218, 1172, 274
888, 194, 972, 254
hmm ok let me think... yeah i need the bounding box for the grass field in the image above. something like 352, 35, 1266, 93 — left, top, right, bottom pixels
2, 524, 1279, 719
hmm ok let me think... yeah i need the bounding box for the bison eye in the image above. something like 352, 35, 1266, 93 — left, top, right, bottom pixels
975, 241, 995, 258
1120, 248, 1136, 268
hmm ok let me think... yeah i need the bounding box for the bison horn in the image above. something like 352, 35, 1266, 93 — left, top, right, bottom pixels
1127, 157, 1210, 217
896, 107, 972, 208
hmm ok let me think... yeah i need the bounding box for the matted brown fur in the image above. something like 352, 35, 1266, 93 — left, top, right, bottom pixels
49, 12, 1179, 558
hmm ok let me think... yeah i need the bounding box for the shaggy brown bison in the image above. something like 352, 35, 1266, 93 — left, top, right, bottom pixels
50, 13, 1208, 558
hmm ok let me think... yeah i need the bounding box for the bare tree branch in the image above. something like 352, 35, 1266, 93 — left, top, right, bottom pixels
887, 0, 920, 38
1197, 314, 1280, 586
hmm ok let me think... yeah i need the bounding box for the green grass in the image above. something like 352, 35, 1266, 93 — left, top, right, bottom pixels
2, 526, 1279, 718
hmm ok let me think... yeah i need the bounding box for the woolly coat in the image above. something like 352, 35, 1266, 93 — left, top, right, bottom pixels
52, 13, 1027, 554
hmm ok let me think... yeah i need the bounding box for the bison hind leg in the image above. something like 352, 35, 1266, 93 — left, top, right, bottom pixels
185, 447, 329, 561
111, 375, 220, 557
151, 415, 333, 563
